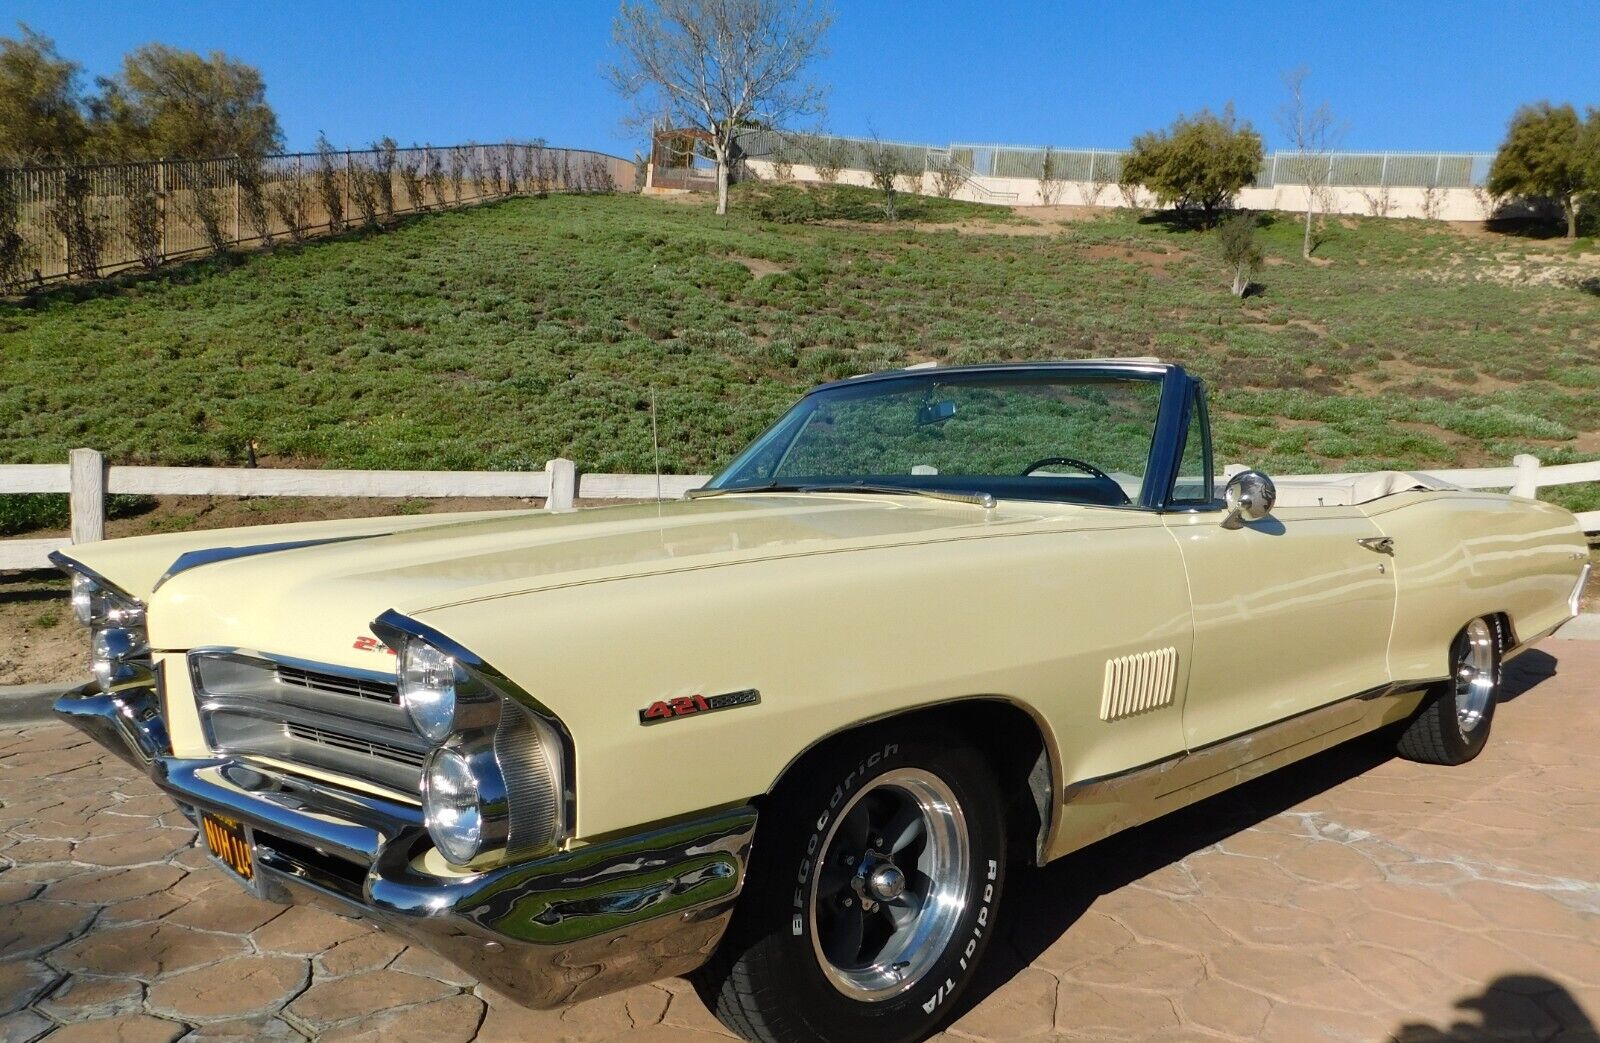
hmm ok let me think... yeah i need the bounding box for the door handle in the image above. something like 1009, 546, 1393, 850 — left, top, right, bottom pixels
1357, 537, 1395, 555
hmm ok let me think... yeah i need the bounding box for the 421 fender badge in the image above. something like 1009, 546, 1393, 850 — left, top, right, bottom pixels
639, 688, 760, 726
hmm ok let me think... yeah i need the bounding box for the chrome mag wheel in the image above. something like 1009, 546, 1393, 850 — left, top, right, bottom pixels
808, 767, 970, 1000
1454, 617, 1497, 733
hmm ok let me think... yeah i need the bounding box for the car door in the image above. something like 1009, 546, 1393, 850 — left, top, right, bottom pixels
1163, 506, 1397, 750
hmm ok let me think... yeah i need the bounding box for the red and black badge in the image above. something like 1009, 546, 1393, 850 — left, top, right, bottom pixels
639, 688, 760, 725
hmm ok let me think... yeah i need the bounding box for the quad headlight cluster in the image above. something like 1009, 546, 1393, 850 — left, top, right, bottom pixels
62, 564, 152, 695
375, 612, 569, 869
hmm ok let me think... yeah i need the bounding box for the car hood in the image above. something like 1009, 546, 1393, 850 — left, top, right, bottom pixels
69, 494, 1069, 667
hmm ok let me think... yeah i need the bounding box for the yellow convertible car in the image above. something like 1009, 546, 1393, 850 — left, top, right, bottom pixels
52, 361, 1589, 1043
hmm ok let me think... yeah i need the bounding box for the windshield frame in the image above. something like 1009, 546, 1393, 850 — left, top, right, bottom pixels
704, 362, 1205, 511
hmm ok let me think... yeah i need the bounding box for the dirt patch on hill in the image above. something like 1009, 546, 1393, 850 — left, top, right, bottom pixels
1082, 243, 1189, 279
728, 255, 790, 278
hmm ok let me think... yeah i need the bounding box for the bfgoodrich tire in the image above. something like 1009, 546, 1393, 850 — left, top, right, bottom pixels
694, 725, 1006, 1043
1397, 616, 1502, 766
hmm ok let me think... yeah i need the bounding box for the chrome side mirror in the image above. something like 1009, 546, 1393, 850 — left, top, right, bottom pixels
1221, 470, 1276, 529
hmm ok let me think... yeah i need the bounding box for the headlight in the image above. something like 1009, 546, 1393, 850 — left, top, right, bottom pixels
91, 626, 151, 694
70, 574, 99, 626
398, 639, 458, 742
68, 571, 145, 629
422, 747, 486, 865
372, 610, 573, 868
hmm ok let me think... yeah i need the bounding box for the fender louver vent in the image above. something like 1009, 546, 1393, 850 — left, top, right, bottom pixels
1100, 647, 1178, 721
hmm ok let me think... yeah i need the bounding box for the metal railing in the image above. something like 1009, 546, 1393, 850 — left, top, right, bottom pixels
736, 130, 1494, 191
0, 144, 637, 288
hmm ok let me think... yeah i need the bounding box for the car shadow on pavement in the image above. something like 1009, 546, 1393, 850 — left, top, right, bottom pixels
948, 648, 1567, 1032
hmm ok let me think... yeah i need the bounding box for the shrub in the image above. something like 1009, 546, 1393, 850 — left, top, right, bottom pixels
397, 148, 425, 211
0, 171, 34, 290
1217, 213, 1262, 297
50, 168, 108, 278
237, 159, 272, 245
314, 133, 344, 231
269, 173, 312, 242
373, 137, 398, 216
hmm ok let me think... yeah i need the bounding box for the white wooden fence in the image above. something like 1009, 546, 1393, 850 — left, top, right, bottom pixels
0, 448, 1595, 572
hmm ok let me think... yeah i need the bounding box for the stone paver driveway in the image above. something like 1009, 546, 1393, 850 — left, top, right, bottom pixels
2, 642, 1598, 1042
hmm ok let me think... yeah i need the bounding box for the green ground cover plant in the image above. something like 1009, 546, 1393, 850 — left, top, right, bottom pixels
1, 185, 1597, 527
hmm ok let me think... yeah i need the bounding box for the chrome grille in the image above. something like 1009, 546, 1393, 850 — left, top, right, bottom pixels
284, 722, 426, 767
277, 664, 398, 704
191, 651, 426, 795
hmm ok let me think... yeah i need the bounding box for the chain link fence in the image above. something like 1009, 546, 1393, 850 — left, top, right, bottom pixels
0, 143, 637, 289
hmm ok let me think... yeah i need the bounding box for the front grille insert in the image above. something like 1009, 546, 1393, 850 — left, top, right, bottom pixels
192, 651, 425, 795
277, 664, 398, 704
284, 722, 426, 768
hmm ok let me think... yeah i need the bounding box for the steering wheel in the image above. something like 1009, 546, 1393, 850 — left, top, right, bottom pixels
1020, 456, 1131, 505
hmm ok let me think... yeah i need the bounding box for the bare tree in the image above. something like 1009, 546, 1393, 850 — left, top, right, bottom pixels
1078, 152, 1113, 206
609, 0, 832, 215
931, 161, 965, 199
1037, 147, 1067, 205
805, 134, 848, 183
1277, 67, 1342, 259
863, 135, 915, 220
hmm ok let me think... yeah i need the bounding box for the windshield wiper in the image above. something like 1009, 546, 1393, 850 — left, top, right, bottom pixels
688, 482, 995, 508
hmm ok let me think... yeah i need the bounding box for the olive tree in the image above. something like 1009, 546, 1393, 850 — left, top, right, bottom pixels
90, 44, 281, 159
1120, 105, 1264, 227
1488, 102, 1595, 238
609, 0, 832, 215
0, 24, 89, 163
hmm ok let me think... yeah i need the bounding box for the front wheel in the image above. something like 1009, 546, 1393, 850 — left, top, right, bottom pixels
695, 727, 1006, 1043
1397, 616, 1501, 765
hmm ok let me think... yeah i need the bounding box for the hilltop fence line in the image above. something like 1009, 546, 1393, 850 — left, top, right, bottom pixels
735, 130, 1495, 191
0, 144, 637, 289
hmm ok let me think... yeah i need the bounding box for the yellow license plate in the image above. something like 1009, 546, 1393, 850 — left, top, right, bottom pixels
201, 811, 255, 882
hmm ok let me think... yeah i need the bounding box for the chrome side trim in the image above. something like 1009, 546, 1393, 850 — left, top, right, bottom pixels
154, 536, 374, 591
1055, 678, 1443, 856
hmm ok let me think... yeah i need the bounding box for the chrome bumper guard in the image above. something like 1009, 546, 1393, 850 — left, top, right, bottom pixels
54, 684, 757, 1007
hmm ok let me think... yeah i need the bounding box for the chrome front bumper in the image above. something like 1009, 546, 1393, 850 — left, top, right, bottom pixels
54, 684, 757, 1007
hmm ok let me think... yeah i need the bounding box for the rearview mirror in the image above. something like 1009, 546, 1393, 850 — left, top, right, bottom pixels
1221, 470, 1276, 529
916, 400, 957, 425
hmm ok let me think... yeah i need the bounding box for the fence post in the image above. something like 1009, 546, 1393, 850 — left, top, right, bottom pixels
233, 169, 241, 242
1511, 454, 1541, 498
545, 458, 576, 511
69, 448, 106, 544
343, 151, 351, 222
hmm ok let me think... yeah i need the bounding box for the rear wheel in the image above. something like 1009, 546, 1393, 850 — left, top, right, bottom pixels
1397, 616, 1501, 765
695, 726, 1006, 1043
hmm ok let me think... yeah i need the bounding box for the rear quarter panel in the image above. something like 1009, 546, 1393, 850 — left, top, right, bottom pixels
1365, 492, 1586, 678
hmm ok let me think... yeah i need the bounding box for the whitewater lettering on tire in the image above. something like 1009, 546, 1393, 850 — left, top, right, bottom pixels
791, 742, 899, 936
920, 857, 999, 1015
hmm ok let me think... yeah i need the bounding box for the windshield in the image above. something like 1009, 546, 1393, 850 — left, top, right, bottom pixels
707, 371, 1167, 507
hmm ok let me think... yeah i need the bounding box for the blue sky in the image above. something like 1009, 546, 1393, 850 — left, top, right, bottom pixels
3, 1, 1596, 159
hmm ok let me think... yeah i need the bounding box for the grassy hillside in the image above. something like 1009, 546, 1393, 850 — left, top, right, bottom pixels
2, 186, 1598, 514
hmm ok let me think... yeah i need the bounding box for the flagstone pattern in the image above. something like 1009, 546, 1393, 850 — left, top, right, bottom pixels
1, 644, 1596, 1042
